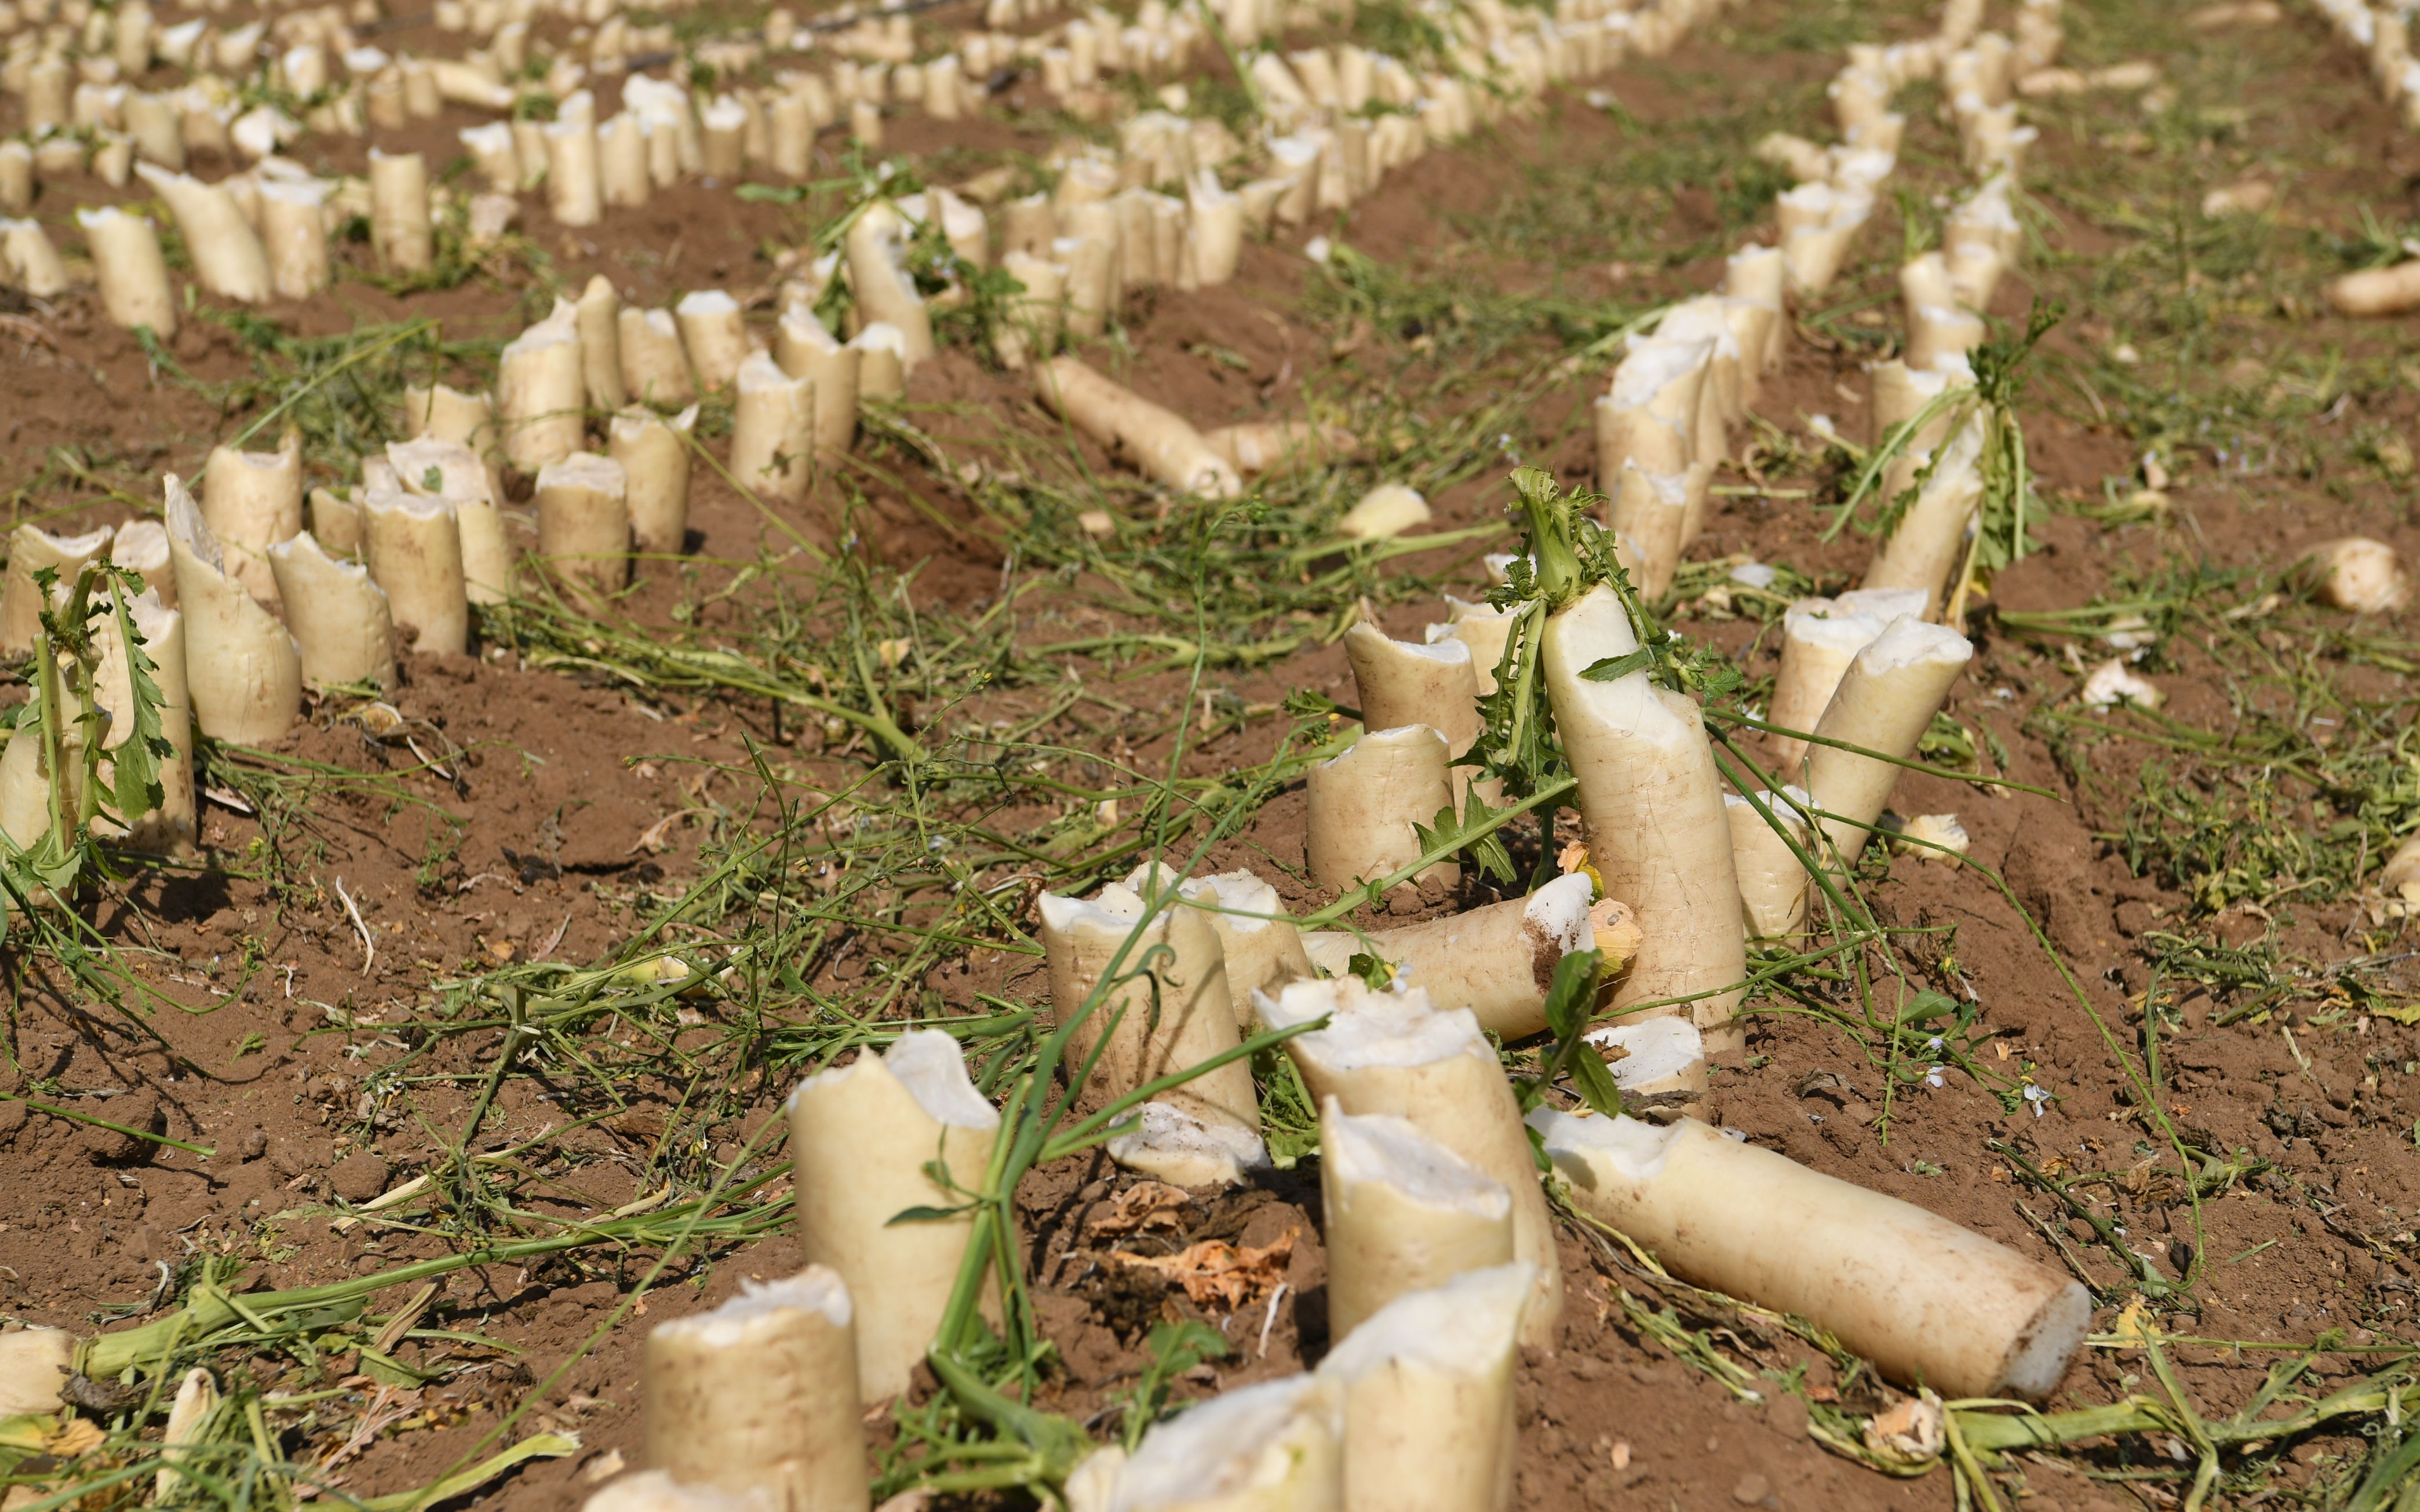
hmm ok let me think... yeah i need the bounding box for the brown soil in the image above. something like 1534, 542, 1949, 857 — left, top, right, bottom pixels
6, 0, 2420, 1509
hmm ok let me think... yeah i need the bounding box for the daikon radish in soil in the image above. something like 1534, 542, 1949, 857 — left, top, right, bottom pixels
611, 405, 698, 557
1725, 786, 1814, 940
2294, 536, 2411, 613
775, 309, 862, 458
535, 451, 631, 598
1173, 867, 1315, 1022
268, 532, 398, 688
1803, 616, 1973, 869
362, 491, 469, 655
389, 436, 510, 605
1033, 357, 1242, 498
1063, 1374, 1339, 1512
1305, 724, 1457, 894
1535, 568, 1744, 1050
497, 303, 587, 473
79, 206, 178, 335
786, 1030, 1000, 1403
1764, 587, 1925, 770
675, 290, 753, 393
1255, 977, 1560, 1343
109, 521, 174, 608
1298, 873, 1632, 1040
1427, 598, 1518, 695
1594, 337, 1706, 498
843, 201, 935, 369
642, 1269, 869, 1512
1, 524, 112, 655
576, 274, 629, 412
136, 162, 269, 301
1037, 878, 1263, 1151
200, 430, 304, 607
1316, 1263, 1530, 1512
165, 474, 301, 743
1532, 1109, 2090, 1399
729, 352, 816, 503
1343, 620, 1481, 775
1863, 413, 1986, 616
851, 324, 908, 401
621, 306, 699, 409
1320, 1102, 1514, 1342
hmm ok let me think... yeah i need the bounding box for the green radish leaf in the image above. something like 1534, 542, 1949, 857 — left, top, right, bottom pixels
1346, 951, 1395, 990
1540, 947, 1604, 1044
1565, 1039, 1626, 1119
1579, 649, 1654, 683
104, 574, 172, 825
885, 1204, 972, 1225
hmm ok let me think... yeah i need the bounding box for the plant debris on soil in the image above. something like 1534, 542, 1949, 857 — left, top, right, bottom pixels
10, 0, 2420, 1507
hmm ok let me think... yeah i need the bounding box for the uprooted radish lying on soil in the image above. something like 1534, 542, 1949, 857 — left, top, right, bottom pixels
8, 0, 2420, 1505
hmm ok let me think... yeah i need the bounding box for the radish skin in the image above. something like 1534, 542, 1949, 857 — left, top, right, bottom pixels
1298, 872, 1624, 1040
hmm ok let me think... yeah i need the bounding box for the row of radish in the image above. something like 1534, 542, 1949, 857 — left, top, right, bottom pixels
0, 4, 2118, 1509
549, 8, 2099, 1510
3, 0, 1731, 312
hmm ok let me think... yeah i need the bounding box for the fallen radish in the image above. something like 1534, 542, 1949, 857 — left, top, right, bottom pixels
1298, 872, 1628, 1040
786, 1029, 1000, 1403
642, 1268, 869, 1512
1255, 977, 1561, 1343
2293, 536, 2411, 612
1201, 419, 1360, 477
79, 206, 178, 336
1532, 1109, 2090, 1399
1034, 356, 1242, 498
1320, 1101, 1514, 1342
1315, 1263, 1530, 1512
1337, 484, 1431, 542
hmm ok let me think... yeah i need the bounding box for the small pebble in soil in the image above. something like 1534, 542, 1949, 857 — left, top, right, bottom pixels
1732, 1472, 1772, 1505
